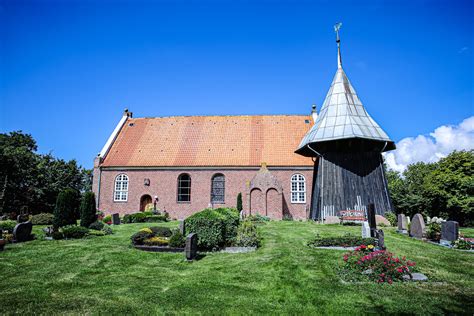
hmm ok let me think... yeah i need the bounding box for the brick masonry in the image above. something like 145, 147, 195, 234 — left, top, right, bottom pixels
93, 166, 313, 220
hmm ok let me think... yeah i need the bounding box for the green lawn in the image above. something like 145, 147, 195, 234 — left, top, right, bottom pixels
1, 221, 473, 315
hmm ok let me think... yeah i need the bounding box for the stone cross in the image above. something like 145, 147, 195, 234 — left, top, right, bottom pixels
397, 214, 408, 234
410, 214, 426, 239
361, 221, 370, 238
185, 233, 198, 261
440, 221, 459, 245
112, 213, 120, 225
13, 221, 33, 242
367, 204, 377, 237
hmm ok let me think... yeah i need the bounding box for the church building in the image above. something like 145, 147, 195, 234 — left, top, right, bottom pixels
92, 24, 395, 221
92, 113, 315, 220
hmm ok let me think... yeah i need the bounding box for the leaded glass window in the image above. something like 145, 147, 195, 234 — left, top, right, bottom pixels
114, 174, 129, 202
177, 174, 191, 202
291, 174, 306, 203
211, 174, 225, 203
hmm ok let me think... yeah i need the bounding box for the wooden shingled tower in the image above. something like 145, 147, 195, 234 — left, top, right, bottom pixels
295, 23, 396, 221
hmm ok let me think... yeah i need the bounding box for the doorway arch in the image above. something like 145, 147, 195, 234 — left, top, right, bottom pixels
140, 194, 152, 212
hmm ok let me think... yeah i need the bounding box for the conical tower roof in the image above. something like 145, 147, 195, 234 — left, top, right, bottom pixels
296, 24, 395, 156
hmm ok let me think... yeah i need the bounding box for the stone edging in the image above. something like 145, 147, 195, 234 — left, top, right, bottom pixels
133, 245, 184, 253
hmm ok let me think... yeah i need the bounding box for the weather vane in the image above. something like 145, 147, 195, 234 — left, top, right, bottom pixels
334, 22, 342, 42
334, 22, 343, 68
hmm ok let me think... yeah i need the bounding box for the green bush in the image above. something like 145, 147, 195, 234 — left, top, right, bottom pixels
426, 222, 441, 241
247, 214, 270, 223
149, 226, 172, 237
385, 212, 397, 226
80, 192, 97, 228
123, 212, 148, 223
51, 231, 64, 240
103, 215, 112, 223
31, 213, 54, 225
89, 221, 105, 231
144, 215, 168, 223
0, 220, 17, 233
169, 230, 186, 248
308, 234, 376, 247
102, 225, 113, 235
53, 189, 80, 228
62, 225, 89, 239
236, 220, 261, 247
236, 193, 243, 212
131, 228, 154, 245
185, 207, 240, 250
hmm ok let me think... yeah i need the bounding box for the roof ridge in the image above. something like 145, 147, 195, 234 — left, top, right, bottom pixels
131, 114, 312, 119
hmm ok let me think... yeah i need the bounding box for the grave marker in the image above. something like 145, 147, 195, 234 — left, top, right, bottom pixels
397, 214, 408, 234
361, 222, 370, 238
440, 221, 459, 246
185, 233, 198, 261
112, 213, 120, 225
179, 220, 185, 235
13, 221, 33, 242
367, 204, 377, 237
410, 214, 426, 239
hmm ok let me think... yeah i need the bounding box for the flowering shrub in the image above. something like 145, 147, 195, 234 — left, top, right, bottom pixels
426, 217, 445, 241
340, 245, 416, 284
452, 234, 473, 250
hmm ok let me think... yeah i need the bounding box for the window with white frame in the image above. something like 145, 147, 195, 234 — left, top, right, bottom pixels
114, 174, 129, 202
291, 174, 306, 203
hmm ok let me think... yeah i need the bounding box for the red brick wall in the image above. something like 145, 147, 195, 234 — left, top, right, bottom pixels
93, 168, 313, 220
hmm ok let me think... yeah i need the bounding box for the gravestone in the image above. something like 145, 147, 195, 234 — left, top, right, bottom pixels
179, 220, 185, 235
397, 214, 408, 234
0, 239, 5, 251
13, 221, 33, 242
376, 229, 386, 250
361, 222, 370, 238
440, 221, 459, 246
112, 213, 120, 225
17, 214, 29, 223
185, 233, 198, 261
375, 215, 391, 226
410, 214, 426, 239
367, 204, 377, 237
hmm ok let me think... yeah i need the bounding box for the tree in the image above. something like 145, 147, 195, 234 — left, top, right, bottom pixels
80, 192, 97, 228
423, 150, 473, 225
53, 189, 80, 228
236, 193, 243, 212
0, 131, 92, 215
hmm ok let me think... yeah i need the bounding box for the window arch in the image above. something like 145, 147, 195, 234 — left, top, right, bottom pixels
177, 173, 191, 202
211, 173, 225, 203
291, 174, 306, 203
114, 174, 129, 202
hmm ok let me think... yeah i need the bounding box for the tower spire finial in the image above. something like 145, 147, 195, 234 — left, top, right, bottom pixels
334, 22, 342, 68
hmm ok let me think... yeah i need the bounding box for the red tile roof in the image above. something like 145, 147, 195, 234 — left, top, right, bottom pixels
101, 115, 314, 167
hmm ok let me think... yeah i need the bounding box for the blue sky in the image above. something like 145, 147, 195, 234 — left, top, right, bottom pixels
1, 0, 472, 169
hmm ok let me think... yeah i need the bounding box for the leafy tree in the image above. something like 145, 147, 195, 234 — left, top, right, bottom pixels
53, 189, 80, 228
423, 150, 473, 225
236, 193, 243, 212
0, 131, 92, 215
80, 192, 97, 228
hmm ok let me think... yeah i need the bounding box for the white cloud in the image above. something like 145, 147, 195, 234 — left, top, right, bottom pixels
384, 116, 474, 173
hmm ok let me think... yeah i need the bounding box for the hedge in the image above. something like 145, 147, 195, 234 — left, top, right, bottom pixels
185, 207, 240, 250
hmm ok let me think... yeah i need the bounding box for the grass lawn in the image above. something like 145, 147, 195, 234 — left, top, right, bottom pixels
1, 221, 473, 315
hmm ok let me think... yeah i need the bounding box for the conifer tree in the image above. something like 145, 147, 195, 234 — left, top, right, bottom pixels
80, 191, 97, 228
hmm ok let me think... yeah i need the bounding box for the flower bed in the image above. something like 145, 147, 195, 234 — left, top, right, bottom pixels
131, 227, 186, 252
339, 245, 417, 284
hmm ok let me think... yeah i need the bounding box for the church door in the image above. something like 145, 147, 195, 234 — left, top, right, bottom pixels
140, 195, 152, 212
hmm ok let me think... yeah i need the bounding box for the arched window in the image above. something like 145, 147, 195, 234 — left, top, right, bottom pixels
211, 174, 225, 203
177, 173, 191, 202
291, 174, 306, 203
114, 174, 129, 202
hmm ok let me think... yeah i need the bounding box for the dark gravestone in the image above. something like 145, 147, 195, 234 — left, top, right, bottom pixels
13, 221, 33, 242
185, 233, 198, 261
397, 214, 408, 233
410, 214, 426, 239
441, 221, 459, 244
376, 229, 386, 250
179, 220, 185, 235
17, 214, 29, 223
0, 239, 5, 251
367, 204, 377, 238
112, 213, 120, 225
